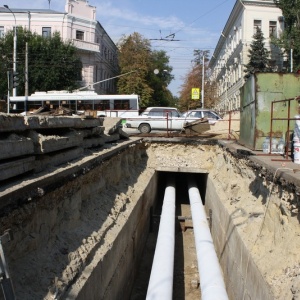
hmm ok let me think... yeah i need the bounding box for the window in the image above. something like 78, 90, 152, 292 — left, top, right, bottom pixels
269, 21, 277, 37
148, 109, 179, 117
96, 100, 109, 110
0, 26, 4, 38
203, 111, 219, 120
76, 30, 84, 40
254, 20, 262, 33
114, 100, 130, 110
141, 108, 180, 117
42, 27, 51, 37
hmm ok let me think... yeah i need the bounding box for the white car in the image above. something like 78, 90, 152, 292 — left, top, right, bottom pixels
181, 109, 222, 125
125, 106, 217, 133
125, 107, 184, 133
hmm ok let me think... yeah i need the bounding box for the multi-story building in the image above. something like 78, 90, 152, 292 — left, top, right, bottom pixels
208, 0, 284, 112
0, 0, 118, 95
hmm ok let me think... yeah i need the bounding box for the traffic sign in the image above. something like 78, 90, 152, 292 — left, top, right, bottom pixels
191, 88, 200, 100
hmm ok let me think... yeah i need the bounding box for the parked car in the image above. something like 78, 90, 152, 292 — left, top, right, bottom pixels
125, 107, 183, 133
140, 107, 181, 118
181, 109, 222, 124
125, 106, 216, 133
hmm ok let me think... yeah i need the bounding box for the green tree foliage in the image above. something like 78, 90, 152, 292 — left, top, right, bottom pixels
0, 28, 82, 98
244, 27, 270, 77
146, 50, 174, 107
274, 0, 300, 71
117, 32, 175, 109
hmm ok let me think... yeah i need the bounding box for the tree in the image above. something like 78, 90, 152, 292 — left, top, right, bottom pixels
274, 0, 300, 71
117, 32, 175, 109
178, 50, 210, 110
117, 32, 153, 108
146, 50, 174, 107
0, 28, 82, 98
244, 27, 270, 77
179, 65, 202, 111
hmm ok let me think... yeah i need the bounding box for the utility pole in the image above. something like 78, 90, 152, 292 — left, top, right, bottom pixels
7, 71, 10, 113
291, 39, 294, 73
25, 12, 30, 115
202, 54, 205, 108
4, 5, 17, 97
25, 43, 28, 114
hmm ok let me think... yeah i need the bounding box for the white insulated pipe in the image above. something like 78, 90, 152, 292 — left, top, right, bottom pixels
188, 178, 229, 300
146, 178, 176, 300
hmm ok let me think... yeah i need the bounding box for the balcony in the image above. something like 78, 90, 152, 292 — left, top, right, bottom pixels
72, 39, 100, 53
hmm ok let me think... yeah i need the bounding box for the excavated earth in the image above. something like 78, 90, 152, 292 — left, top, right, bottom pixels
1, 112, 300, 299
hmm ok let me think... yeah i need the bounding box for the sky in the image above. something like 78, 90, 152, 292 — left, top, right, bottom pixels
1, 0, 236, 96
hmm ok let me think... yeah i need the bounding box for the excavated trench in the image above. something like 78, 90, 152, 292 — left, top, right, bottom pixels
1, 140, 300, 300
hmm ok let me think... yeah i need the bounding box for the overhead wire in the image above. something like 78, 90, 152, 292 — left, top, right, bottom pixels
140, 0, 232, 79
167, 0, 231, 38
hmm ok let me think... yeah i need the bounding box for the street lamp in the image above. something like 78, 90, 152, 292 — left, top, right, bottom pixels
4, 5, 17, 97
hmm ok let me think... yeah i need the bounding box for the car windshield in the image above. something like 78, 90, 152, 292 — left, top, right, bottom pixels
182, 110, 221, 120
182, 110, 202, 118
203, 111, 219, 119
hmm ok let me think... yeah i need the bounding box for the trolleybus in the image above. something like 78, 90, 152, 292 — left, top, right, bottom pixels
9, 91, 140, 117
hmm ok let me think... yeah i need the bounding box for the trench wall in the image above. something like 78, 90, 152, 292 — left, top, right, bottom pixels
205, 177, 273, 300
71, 172, 158, 299
0, 141, 153, 300
1, 140, 299, 300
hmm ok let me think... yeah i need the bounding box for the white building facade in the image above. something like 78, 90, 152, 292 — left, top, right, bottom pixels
0, 0, 118, 95
208, 0, 284, 112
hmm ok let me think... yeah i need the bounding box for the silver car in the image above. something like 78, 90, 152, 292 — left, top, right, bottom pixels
181, 109, 222, 124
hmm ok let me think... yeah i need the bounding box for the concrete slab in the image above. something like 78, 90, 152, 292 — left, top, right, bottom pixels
25, 115, 103, 129
103, 117, 122, 134
0, 114, 104, 132
118, 128, 129, 139
103, 133, 121, 143
34, 147, 84, 173
0, 134, 34, 160
0, 113, 27, 132
184, 120, 211, 135
28, 130, 84, 154
0, 139, 142, 208
0, 156, 35, 181
83, 137, 106, 149
78, 127, 105, 139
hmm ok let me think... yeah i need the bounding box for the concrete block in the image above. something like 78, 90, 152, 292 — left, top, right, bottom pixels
24, 116, 103, 129
34, 147, 84, 173
184, 122, 210, 135
28, 130, 84, 154
89, 126, 105, 136
103, 133, 120, 143
78, 127, 105, 138
0, 113, 26, 132
103, 117, 122, 134
83, 137, 105, 149
118, 128, 129, 139
0, 134, 34, 160
0, 156, 35, 181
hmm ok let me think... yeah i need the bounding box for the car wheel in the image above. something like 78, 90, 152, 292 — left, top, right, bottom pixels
139, 123, 151, 133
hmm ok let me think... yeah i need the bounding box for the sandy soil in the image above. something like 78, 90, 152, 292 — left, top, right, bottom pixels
2, 113, 300, 299
146, 143, 300, 299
